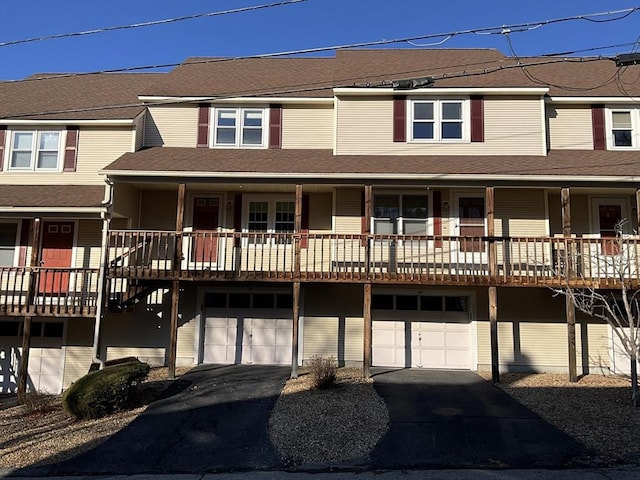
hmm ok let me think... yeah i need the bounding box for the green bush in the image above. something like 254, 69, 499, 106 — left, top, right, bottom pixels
308, 355, 338, 389
62, 359, 150, 419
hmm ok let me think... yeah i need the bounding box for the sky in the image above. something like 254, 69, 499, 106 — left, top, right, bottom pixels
0, 0, 639, 81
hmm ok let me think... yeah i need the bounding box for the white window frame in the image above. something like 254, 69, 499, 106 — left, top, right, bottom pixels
5, 129, 64, 171
606, 107, 639, 150
243, 195, 295, 245
372, 192, 432, 236
0, 221, 20, 267
211, 107, 268, 148
408, 98, 470, 143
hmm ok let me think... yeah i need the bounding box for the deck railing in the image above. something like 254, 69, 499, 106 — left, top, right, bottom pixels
0, 267, 100, 317
107, 230, 640, 288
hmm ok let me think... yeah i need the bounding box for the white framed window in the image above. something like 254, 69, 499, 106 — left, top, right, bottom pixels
409, 99, 469, 142
212, 107, 266, 148
244, 196, 295, 244
373, 194, 430, 235
0, 222, 19, 267
7, 130, 63, 171
606, 108, 639, 150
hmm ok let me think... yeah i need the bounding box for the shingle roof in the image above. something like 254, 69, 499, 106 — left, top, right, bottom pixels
103, 147, 640, 181
0, 185, 106, 208
0, 73, 165, 121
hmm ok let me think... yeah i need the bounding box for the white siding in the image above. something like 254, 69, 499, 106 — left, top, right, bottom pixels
336, 96, 545, 155
144, 105, 198, 148
282, 105, 333, 149
547, 105, 593, 150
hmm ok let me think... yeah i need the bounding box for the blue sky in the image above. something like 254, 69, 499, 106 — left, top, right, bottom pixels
0, 0, 638, 80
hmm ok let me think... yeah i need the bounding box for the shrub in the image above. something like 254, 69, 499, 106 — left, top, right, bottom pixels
308, 355, 338, 389
62, 359, 150, 419
22, 391, 58, 416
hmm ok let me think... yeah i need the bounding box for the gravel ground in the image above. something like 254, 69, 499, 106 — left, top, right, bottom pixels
268, 367, 389, 467
0, 366, 190, 469
478, 372, 640, 464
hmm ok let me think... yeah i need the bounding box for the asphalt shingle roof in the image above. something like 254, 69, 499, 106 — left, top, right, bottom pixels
0, 185, 106, 208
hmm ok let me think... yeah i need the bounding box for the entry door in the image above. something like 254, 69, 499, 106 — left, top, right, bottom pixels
597, 203, 623, 255
192, 198, 220, 263
457, 197, 485, 252
39, 222, 74, 294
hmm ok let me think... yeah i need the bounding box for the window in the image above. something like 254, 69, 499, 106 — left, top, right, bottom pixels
410, 99, 469, 142
203, 291, 292, 309
8, 130, 62, 170
373, 194, 429, 235
246, 197, 295, 243
0, 223, 18, 266
607, 108, 639, 149
212, 108, 266, 148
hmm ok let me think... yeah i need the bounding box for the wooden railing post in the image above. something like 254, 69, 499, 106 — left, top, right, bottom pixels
364, 185, 372, 280
168, 184, 185, 379
561, 187, 578, 383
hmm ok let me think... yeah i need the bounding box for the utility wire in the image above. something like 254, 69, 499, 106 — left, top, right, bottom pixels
0, 0, 307, 47
4, 6, 640, 83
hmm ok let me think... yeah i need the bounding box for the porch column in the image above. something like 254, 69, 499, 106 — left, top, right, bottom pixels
168, 184, 186, 379
363, 282, 372, 378
291, 185, 303, 378
17, 217, 41, 402
486, 188, 499, 383
364, 185, 372, 279
562, 187, 578, 382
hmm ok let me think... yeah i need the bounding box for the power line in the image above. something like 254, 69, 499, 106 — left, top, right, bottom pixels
5, 6, 640, 83
0, 0, 307, 47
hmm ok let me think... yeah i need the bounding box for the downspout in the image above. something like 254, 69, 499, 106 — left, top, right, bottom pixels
92, 178, 114, 367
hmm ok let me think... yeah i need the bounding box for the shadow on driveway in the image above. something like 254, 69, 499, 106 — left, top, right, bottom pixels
13, 364, 289, 476
370, 368, 590, 469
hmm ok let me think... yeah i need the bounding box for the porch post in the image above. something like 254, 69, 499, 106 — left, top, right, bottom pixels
636, 189, 640, 229
294, 184, 302, 278
561, 187, 578, 382
291, 281, 300, 378
168, 184, 186, 379
364, 185, 372, 279
486, 187, 499, 383
17, 217, 41, 402
363, 282, 372, 378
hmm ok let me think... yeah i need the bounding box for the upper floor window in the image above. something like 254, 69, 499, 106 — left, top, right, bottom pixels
410, 99, 469, 142
0, 222, 18, 266
7, 130, 62, 171
212, 108, 266, 148
607, 108, 639, 150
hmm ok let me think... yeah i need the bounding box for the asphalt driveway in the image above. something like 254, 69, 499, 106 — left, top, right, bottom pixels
15, 364, 289, 476
370, 368, 589, 469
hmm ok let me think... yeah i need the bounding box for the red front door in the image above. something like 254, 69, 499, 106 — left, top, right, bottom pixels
599, 204, 622, 255
39, 221, 74, 294
192, 198, 220, 263
458, 197, 485, 252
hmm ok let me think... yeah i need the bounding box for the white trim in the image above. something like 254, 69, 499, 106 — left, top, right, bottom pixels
335, 87, 549, 96
138, 96, 334, 105
548, 96, 640, 104
540, 97, 548, 155
588, 196, 631, 235
4, 129, 66, 172
408, 98, 470, 143
605, 107, 639, 151
2, 119, 135, 125
371, 189, 433, 235
210, 106, 268, 149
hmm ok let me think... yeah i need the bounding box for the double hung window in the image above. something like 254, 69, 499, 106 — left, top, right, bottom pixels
607, 108, 638, 149
213, 108, 265, 147
410, 99, 468, 142
8, 131, 62, 171
373, 194, 429, 235
246, 198, 295, 244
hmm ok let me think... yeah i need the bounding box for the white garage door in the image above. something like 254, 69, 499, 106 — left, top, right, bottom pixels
0, 320, 64, 394
372, 294, 471, 369
202, 291, 293, 366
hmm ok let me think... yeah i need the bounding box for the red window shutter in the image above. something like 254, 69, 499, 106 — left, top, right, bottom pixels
470, 96, 484, 143
233, 193, 242, 247
301, 194, 310, 248
0, 126, 6, 172
592, 104, 606, 150
18, 219, 31, 266
393, 96, 406, 142
269, 104, 282, 149
197, 104, 210, 148
433, 190, 442, 247
63, 127, 79, 172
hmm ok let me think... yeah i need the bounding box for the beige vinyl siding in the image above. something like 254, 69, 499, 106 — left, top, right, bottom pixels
74, 220, 102, 268
62, 318, 94, 389
476, 289, 611, 373
112, 184, 140, 224
334, 188, 362, 234
281, 105, 333, 149
1, 127, 133, 185
144, 105, 198, 148
494, 189, 547, 236
139, 190, 178, 230
335, 95, 545, 155
134, 114, 145, 151
547, 105, 593, 150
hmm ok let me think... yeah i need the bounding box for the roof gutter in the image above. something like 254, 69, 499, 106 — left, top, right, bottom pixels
547, 96, 640, 104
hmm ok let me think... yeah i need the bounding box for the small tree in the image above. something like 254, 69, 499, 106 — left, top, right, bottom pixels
552, 220, 639, 407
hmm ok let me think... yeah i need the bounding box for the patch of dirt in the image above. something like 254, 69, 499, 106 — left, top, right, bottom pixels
478, 372, 640, 464
269, 367, 389, 467
0, 366, 191, 470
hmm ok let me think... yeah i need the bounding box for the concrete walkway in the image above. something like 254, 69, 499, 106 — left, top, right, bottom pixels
370, 368, 588, 468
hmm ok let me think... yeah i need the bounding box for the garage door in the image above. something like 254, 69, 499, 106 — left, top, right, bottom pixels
372, 294, 471, 369
202, 291, 293, 365
0, 320, 64, 394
